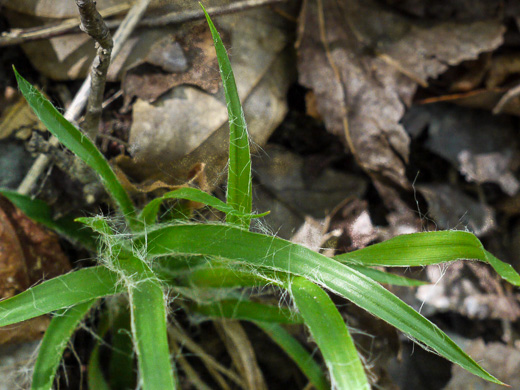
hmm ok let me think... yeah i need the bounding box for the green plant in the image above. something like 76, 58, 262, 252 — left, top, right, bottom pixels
1, 5, 519, 389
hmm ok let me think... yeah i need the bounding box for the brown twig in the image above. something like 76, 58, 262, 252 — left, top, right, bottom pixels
0, 0, 286, 47
17, 0, 152, 195
76, 0, 113, 140
0, 4, 130, 47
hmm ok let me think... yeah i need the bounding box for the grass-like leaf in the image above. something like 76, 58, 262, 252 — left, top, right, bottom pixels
88, 342, 111, 390
192, 299, 302, 324
0, 267, 122, 327
0, 189, 97, 250
13, 68, 137, 228
129, 278, 176, 390
140, 187, 267, 226
185, 264, 271, 288
201, 5, 252, 229
108, 303, 136, 390
255, 321, 329, 390
335, 231, 520, 286
347, 264, 427, 286
138, 224, 504, 385
290, 276, 369, 390
32, 300, 96, 390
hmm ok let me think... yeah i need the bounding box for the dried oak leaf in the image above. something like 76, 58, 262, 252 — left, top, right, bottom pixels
297, 0, 505, 188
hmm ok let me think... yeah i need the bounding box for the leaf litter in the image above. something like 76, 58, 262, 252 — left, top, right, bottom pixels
2, 0, 520, 388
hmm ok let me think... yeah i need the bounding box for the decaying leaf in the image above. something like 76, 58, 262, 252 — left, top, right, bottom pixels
417, 262, 520, 321
418, 184, 495, 236
215, 321, 267, 390
0, 96, 47, 140
253, 145, 367, 239
0, 196, 70, 344
404, 103, 520, 196
458, 151, 520, 196
444, 339, 520, 390
124, 7, 295, 186
2, 1, 219, 81
297, 0, 505, 188
122, 24, 220, 105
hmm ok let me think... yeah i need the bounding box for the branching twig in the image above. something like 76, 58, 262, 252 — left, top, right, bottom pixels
0, 0, 286, 47
76, 0, 113, 140
0, 4, 130, 47
17, 0, 152, 195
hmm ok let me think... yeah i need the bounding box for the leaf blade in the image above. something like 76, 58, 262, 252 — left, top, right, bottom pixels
290, 277, 369, 390
0, 267, 121, 327
0, 189, 97, 250
201, 5, 252, 229
32, 300, 96, 390
13, 68, 137, 228
255, 321, 329, 390
129, 278, 176, 390
335, 231, 520, 286
138, 224, 505, 385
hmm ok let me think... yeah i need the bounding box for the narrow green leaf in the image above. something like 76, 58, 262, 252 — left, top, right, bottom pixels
138, 224, 504, 385
0, 267, 122, 327
201, 5, 252, 229
335, 231, 520, 286
192, 299, 302, 324
88, 309, 111, 390
140, 187, 267, 226
185, 265, 269, 288
290, 277, 369, 389
347, 264, 427, 286
32, 300, 96, 390
485, 250, 520, 286
13, 68, 137, 229
255, 322, 329, 390
88, 342, 111, 390
129, 278, 176, 390
108, 302, 136, 390
0, 189, 97, 250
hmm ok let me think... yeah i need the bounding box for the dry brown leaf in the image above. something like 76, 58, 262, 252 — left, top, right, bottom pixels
215, 321, 267, 390
444, 339, 520, 389
417, 184, 495, 236
2, 1, 221, 81
0, 196, 70, 345
0, 96, 48, 140
124, 7, 294, 186
253, 145, 367, 239
0, 196, 71, 300
404, 103, 520, 196
122, 24, 220, 105
297, 0, 505, 188
417, 262, 520, 321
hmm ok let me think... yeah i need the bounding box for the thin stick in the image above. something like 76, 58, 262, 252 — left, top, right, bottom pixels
0, 4, 130, 47
76, 0, 113, 140
0, 0, 286, 47
17, 0, 152, 195
493, 81, 520, 114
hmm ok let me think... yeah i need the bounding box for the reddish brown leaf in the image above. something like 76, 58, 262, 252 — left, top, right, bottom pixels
0, 196, 71, 344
